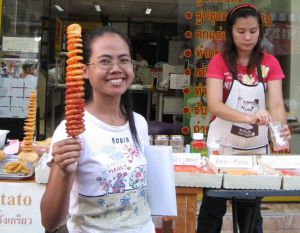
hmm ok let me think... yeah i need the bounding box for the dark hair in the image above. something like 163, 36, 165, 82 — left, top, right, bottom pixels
82, 27, 140, 149
223, 4, 264, 75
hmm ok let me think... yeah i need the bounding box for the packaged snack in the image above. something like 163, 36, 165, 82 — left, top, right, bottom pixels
269, 121, 289, 151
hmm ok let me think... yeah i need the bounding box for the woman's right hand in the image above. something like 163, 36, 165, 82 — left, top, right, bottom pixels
248, 109, 272, 126
51, 138, 82, 175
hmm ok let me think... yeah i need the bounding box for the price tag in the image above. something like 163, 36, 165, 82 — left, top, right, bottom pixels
261, 155, 300, 169
209, 155, 254, 169
173, 153, 204, 166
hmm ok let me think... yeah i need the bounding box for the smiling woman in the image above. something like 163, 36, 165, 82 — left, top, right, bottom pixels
40, 26, 156, 233
83, 30, 135, 111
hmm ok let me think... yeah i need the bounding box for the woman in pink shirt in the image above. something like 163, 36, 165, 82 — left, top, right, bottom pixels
197, 4, 291, 233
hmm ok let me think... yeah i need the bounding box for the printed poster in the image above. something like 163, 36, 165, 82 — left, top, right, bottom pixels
2, 37, 40, 53
182, 85, 210, 141
0, 58, 38, 118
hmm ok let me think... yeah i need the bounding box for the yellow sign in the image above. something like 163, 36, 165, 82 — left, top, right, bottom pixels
55, 18, 63, 55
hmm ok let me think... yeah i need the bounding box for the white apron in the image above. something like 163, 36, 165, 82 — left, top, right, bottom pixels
207, 75, 269, 155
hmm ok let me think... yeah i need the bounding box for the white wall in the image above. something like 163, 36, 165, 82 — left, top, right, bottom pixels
290, 1, 300, 119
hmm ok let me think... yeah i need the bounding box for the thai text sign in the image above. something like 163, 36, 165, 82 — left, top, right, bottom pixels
0, 182, 45, 232
182, 85, 210, 139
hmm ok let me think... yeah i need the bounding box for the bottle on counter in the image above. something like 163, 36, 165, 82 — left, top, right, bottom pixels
184, 144, 190, 153
169, 135, 184, 153
207, 139, 220, 156
154, 135, 169, 146
190, 132, 207, 157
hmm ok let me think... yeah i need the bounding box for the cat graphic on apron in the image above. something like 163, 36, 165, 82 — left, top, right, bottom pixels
207, 66, 269, 155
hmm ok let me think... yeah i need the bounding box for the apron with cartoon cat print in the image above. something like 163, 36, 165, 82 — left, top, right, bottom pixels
207, 66, 269, 155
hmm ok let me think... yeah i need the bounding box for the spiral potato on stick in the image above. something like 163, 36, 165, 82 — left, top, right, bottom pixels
18, 90, 39, 163
65, 23, 85, 137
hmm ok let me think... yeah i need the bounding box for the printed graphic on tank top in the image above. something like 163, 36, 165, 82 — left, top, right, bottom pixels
65, 111, 154, 232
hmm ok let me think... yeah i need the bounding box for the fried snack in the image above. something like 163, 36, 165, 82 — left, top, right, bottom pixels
18, 151, 39, 163
22, 91, 36, 152
65, 23, 85, 137
4, 160, 30, 175
174, 165, 213, 174
18, 91, 39, 163
223, 169, 258, 175
0, 150, 5, 161
36, 137, 52, 148
278, 169, 300, 176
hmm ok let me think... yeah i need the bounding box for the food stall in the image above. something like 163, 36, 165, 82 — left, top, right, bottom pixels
1, 129, 300, 233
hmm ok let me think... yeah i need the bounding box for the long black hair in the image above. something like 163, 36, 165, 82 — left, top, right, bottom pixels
82, 27, 140, 149
223, 4, 264, 75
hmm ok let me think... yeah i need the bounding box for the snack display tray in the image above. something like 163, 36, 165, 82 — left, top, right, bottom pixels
0, 155, 34, 179
175, 172, 223, 188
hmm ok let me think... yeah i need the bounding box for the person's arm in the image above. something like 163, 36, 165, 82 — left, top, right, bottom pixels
267, 79, 287, 123
40, 138, 81, 232
267, 79, 291, 140
206, 78, 271, 125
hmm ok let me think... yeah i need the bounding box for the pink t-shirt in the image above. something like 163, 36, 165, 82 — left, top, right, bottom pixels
206, 52, 285, 101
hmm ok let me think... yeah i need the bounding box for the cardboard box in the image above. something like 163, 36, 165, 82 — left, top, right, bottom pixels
261, 155, 300, 190
281, 172, 300, 190
210, 155, 282, 190
173, 154, 223, 188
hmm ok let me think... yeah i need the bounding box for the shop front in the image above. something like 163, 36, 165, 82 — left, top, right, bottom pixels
0, 1, 300, 233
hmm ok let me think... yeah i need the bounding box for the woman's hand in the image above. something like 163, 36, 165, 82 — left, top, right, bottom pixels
281, 124, 292, 141
51, 138, 82, 175
248, 110, 272, 126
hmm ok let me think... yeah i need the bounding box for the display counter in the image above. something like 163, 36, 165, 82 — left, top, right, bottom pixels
1, 154, 300, 233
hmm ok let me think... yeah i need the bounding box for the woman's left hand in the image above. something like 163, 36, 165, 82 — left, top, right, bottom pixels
281, 124, 292, 141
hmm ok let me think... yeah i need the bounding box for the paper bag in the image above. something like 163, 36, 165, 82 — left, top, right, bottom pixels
144, 145, 177, 216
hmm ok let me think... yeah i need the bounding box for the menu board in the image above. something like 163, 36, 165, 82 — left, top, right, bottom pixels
0, 58, 38, 118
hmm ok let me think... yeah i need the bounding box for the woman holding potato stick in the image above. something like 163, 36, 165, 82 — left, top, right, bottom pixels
40, 26, 155, 233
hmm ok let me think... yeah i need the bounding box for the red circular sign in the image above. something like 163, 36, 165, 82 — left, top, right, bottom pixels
185, 12, 193, 20
182, 126, 190, 135
183, 107, 190, 114
184, 68, 191, 76
184, 49, 192, 57
183, 87, 190, 95
184, 31, 192, 39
